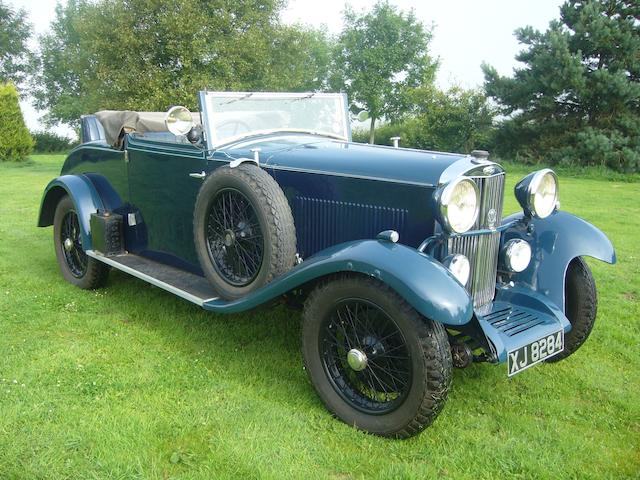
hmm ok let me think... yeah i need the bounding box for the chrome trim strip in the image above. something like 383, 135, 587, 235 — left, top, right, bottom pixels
258, 164, 437, 188
126, 145, 204, 160
86, 250, 219, 306
209, 155, 439, 187
68, 144, 121, 155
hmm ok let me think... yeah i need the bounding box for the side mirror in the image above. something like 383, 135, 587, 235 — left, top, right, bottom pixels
165, 106, 194, 136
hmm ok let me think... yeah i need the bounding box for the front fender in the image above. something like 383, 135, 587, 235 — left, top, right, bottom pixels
37, 175, 105, 250
204, 240, 474, 325
501, 210, 616, 310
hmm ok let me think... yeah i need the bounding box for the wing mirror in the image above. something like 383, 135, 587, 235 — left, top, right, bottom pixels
165, 106, 194, 135
165, 105, 203, 146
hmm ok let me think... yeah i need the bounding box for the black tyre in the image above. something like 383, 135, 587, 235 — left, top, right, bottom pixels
193, 164, 297, 300
53, 195, 109, 289
302, 275, 452, 438
547, 257, 597, 362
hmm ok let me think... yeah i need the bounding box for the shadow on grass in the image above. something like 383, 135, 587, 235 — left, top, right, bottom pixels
89, 268, 505, 416
105, 270, 312, 397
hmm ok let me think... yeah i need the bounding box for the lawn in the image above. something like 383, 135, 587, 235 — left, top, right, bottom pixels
0, 155, 638, 479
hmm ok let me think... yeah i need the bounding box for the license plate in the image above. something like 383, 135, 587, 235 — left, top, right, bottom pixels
507, 330, 564, 376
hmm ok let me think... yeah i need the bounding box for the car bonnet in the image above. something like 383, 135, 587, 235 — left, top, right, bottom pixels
220, 134, 469, 187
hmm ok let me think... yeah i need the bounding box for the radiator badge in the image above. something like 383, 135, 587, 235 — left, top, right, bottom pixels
487, 208, 497, 228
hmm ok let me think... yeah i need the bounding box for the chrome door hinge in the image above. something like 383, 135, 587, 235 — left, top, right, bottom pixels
124, 150, 129, 163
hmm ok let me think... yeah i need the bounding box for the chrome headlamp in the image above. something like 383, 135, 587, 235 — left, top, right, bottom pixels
435, 177, 480, 233
501, 239, 531, 273
443, 254, 470, 286
515, 169, 559, 219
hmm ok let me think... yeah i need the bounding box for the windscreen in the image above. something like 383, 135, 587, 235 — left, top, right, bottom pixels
199, 92, 350, 147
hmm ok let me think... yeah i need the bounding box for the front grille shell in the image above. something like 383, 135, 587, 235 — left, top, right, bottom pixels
447, 172, 505, 308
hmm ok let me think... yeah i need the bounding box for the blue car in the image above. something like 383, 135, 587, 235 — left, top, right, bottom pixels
38, 92, 615, 438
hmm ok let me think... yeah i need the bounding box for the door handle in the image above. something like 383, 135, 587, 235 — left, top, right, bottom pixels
189, 171, 206, 179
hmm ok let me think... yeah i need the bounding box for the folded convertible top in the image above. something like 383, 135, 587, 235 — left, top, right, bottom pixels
94, 110, 201, 148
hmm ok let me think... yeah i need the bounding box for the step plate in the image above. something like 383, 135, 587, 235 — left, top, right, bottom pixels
86, 250, 218, 306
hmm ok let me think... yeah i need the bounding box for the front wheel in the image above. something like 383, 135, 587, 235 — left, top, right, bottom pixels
301, 275, 452, 438
547, 257, 598, 362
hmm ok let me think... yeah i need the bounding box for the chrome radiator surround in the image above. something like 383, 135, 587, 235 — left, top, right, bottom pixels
447, 172, 506, 307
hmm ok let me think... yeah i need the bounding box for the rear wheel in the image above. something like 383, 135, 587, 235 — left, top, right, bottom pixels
547, 257, 597, 362
302, 275, 452, 438
53, 195, 109, 289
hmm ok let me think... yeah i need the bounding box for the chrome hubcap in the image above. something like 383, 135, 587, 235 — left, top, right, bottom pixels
223, 229, 236, 247
346, 348, 368, 371
63, 238, 74, 252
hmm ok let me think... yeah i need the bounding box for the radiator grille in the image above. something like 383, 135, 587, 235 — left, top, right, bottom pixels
448, 173, 505, 307
474, 173, 505, 230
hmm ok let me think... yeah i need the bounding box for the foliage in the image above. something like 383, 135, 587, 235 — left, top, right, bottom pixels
0, 1, 33, 87
33, 0, 332, 127
353, 87, 496, 154
483, 0, 640, 172
1, 155, 638, 478
31, 131, 78, 153
332, 1, 437, 142
499, 158, 640, 183
0, 83, 33, 161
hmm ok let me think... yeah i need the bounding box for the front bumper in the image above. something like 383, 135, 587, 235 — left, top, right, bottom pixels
474, 282, 571, 364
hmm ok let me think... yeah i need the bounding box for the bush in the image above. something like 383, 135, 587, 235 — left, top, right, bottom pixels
491, 116, 640, 174
32, 130, 78, 153
351, 87, 497, 155
0, 83, 33, 162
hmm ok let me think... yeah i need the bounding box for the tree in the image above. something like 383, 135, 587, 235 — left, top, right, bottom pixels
0, 1, 33, 87
483, 0, 640, 172
0, 83, 33, 162
33, 0, 332, 126
355, 86, 496, 153
332, 1, 437, 143
406, 86, 496, 153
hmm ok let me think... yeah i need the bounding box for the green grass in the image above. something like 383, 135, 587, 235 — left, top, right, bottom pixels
1, 154, 638, 479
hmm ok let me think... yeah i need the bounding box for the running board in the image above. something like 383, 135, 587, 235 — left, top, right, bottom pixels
86, 250, 219, 306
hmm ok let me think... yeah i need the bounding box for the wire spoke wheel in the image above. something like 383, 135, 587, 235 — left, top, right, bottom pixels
194, 164, 296, 300
60, 210, 88, 278
205, 188, 265, 286
52, 196, 109, 289
320, 298, 412, 414
303, 277, 452, 437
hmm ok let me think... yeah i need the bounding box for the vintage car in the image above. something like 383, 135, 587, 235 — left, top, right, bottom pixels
38, 92, 615, 438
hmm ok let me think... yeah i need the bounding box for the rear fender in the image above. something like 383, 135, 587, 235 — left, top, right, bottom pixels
204, 240, 474, 326
37, 175, 105, 250
501, 211, 616, 311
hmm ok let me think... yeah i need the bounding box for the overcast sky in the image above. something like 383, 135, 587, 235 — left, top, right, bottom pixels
9, 0, 563, 137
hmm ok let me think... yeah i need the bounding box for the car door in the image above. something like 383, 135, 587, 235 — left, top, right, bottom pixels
126, 135, 207, 269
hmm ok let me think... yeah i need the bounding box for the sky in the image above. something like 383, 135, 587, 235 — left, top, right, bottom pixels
9, 0, 563, 138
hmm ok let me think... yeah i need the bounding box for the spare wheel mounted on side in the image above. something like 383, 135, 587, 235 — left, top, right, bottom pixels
193, 163, 297, 299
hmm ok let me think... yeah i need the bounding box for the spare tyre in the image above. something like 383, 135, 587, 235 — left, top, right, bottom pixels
193, 163, 297, 299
